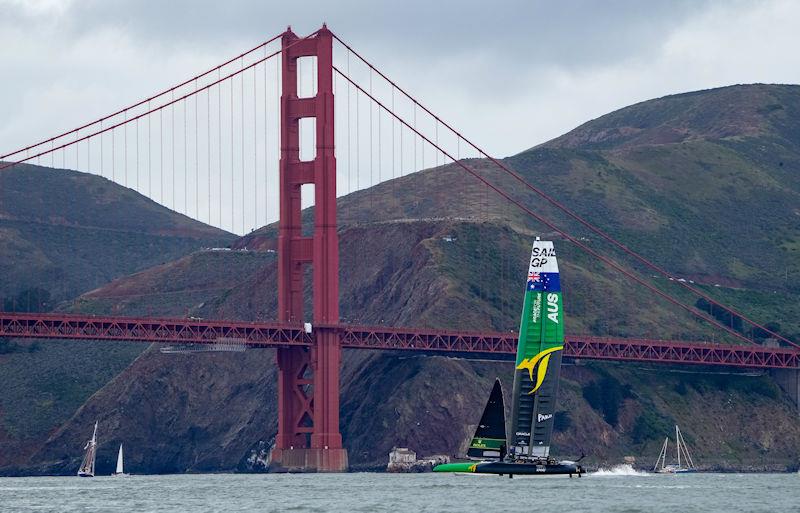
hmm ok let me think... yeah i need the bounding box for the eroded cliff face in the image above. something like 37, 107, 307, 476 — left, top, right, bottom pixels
22, 346, 800, 475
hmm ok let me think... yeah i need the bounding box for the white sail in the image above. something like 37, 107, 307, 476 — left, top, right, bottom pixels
116, 445, 124, 474
654, 425, 697, 473
77, 422, 98, 477
653, 437, 669, 472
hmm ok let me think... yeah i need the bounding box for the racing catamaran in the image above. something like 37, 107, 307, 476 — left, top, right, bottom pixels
434, 238, 583, 477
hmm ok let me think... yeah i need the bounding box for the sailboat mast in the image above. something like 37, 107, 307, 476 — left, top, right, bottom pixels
675, 425, 681, 467
676, 426, 695, 469
90, 422, 97, 476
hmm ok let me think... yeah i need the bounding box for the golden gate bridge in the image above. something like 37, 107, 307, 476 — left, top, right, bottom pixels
1, 25, 798, 471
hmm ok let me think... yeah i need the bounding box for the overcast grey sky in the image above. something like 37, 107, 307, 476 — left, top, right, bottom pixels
1, 0, 800, 235
3, 0, 799, 159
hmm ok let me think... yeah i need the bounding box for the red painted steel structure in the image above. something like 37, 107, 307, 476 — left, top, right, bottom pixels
2, 313, 798, 370
273, 25, 346, 472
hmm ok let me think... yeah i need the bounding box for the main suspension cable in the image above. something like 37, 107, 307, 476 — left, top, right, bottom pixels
331, 32, 795, 349
333, 65, 787, 349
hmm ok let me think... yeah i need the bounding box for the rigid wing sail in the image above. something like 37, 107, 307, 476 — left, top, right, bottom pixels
434, 238, 583, 477
508, 237, 563, 460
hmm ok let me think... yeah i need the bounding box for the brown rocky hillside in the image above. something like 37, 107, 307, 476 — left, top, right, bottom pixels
3, 84, 800, 475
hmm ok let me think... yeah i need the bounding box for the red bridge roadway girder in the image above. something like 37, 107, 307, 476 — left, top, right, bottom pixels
1, 312, 798, 370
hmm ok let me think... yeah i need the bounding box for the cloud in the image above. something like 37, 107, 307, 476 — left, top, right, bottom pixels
1, 0, 798, 232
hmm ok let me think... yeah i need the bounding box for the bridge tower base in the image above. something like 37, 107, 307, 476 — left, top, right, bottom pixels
771, 368, 800, 414
269, 448, 349, 473
271, 26, 347, 472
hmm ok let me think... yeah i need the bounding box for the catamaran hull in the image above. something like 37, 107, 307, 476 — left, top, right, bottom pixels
655, 468, 697, 474
434, 461, 584, 476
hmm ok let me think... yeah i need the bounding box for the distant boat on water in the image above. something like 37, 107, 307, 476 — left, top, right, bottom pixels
77, 422, 98, 477
112, 444, 130, 477
653, 425, 697, 474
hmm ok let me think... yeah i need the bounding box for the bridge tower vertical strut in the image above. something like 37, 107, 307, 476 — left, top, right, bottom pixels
271, 25, 347, 472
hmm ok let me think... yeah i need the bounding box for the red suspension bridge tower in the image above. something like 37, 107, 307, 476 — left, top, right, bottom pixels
270, 25, 347, 472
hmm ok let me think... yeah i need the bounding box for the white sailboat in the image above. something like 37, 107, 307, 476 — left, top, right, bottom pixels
77, 422, 98, 477
653, 425, 697, 473
112, 444, 130, 477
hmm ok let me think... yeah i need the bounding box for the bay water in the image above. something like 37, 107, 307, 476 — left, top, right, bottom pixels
1, 467, 798, 512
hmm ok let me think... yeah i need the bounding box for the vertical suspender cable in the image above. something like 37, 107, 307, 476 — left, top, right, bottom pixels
435, 120, 438, 168
356, 83, 360, 190
369, 69, 373, 197
135, 120, 139, 190
172, 91, 175, 209
209, 86, 212, 225
400, 103, 403, 176
241, 64, 245, 233
262, 44, 270, 226
160, 107, 164, 203
392, 88, 395, 179
112, 123, 115, 182
231, 75, 235, 232
413, 104, 417, 173
124, 111, 128, 185
184, 96, 188, 214
219, 69, 223, 228
347, 50, 350, 194
148, 103, 152, 196
378, 91, 381, 185
254, 65, 258, 229
195, 83, 199, 219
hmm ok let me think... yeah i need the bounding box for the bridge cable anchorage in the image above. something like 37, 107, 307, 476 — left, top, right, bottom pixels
0, 31, 320, 175
331, 32, 797, 350
332, 66, 775, 348
0, 34, 283, 162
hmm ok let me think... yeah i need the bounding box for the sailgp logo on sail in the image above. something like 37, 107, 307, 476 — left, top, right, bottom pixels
516, 346, 564, 395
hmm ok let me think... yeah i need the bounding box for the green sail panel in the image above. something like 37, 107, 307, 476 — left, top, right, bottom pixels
509, 239, 564, 459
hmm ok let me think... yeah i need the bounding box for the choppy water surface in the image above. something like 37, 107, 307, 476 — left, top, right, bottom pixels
1, 468, 798, 512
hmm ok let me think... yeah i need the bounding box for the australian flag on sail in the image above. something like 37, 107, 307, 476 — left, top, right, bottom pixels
526, 271, 561, 292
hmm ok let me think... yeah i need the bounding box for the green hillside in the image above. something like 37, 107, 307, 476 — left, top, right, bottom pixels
0, 164, 234, 306
0, 164, 235, 466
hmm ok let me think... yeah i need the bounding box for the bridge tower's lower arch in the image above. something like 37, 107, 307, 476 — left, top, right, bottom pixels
269, 25, 347, 472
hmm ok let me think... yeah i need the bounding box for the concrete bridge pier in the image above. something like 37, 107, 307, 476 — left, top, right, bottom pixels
771, 368, 800, 414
